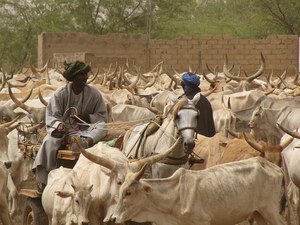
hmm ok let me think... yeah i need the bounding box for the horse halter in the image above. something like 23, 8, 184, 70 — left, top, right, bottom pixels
175, 103, 199, 135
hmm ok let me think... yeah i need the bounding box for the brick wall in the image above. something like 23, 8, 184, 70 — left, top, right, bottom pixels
38, 32, 299, 77
38, 32, 148, 71
200, 35, 299, 77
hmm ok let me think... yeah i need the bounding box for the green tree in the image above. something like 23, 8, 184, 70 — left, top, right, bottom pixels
0, 0, 74, 70
0, 0, 299, 70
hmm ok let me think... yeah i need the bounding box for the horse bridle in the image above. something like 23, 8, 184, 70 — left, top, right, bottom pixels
175, 104, 199, 135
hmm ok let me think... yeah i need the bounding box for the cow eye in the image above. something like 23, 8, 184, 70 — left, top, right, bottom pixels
117, 181, 122, 185
75, 199, 79, 204
125, 191, 131, 196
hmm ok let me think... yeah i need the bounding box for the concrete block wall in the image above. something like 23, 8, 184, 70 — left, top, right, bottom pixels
38, 32, 299, 77
149, 35, 200, 73
38, 32, 148, 71
201, 34, 299, 77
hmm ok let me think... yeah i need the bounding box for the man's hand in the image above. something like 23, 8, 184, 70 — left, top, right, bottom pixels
58, 123, 68, 134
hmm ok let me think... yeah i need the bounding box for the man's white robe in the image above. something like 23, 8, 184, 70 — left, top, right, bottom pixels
32, 83, 108, 184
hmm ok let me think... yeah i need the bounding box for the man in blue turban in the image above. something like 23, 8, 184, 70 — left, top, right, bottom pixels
181, 72, 216, 137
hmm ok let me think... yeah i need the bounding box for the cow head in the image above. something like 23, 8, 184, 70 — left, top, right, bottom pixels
55, 184, 93, 225
112, 163, 152, 224
248, 106, 263, 129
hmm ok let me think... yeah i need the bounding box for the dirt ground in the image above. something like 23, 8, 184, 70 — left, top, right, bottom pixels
1, 171, 299, 225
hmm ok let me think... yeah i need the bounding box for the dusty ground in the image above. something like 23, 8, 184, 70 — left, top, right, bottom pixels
1, 171, 298, 225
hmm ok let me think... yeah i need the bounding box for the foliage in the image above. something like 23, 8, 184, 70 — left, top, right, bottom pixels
0, 0, 299, 71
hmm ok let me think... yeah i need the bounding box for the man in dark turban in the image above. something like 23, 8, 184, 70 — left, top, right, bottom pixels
63, 60, 92, 81
181, 72, 216, 137
32, 60, 108, 193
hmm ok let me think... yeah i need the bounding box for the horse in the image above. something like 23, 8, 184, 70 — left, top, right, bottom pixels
122, 92, 201, 178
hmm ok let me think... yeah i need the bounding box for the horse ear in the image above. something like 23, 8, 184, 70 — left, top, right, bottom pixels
168, 92, 179, 104
191, 92, 201, 105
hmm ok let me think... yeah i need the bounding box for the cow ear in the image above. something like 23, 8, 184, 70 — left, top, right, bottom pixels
143, 184, 154, 193
87, 184, 93, 192
219, 142, 228, 148
55, 191, 73, 198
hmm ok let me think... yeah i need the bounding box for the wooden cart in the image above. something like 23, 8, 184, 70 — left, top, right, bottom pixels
17, 122, 126, 225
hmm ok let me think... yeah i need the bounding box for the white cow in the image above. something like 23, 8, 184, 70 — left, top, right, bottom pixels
278, 126, 300, 224
0, 117, 21, 217
112, 157, 286, 225
0, 161, 14, 225
73, 139, 179, 224
42, 166, 93, 225
109, 104, 155, 124
248, 105, 300, 145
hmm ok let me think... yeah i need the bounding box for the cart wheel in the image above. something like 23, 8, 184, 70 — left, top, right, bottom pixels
22, 197, 48, 225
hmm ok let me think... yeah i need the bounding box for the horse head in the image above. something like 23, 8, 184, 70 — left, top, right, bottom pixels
168, 92, 201, 154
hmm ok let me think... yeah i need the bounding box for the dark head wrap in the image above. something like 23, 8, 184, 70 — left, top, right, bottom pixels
181, 72, 201, 95
63, 60, 91, 81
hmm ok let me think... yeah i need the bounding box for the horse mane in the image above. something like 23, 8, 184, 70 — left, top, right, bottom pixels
172, 96, 188, 120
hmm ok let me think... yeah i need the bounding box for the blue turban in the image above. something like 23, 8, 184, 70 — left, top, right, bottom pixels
181, 73, 200, 94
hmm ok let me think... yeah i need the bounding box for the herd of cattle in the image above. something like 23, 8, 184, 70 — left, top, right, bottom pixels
1, 54, 300, 224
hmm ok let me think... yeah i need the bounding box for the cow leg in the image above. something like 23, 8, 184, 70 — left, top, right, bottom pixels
7, 173, 17, 216
258, 208, 287, 225
0, 197, 14, 225
51, 214, 59, 225
252, 212, 267, 225
297, 188, 300, 225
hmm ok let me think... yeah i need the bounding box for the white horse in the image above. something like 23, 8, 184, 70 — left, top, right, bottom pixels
122, 92, 201, 178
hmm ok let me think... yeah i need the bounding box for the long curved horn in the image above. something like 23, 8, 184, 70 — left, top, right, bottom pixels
223, 54, 240, 82
139, 72, 156, 89
38, 89, 48, 106
140, 99, 161, 114
223, 53, 265, 82
275, 73, 295, 90
134, 162, 148, 181
75, 139, 116, 170
117, 67, 124, 89
277, 123, 300, 139
292, 66, 300, 86
0, 70, 6, 91
34, 57, 51, 73
6, 123, 20, 133
242, 132, 264, 154
122, 72, 133, 85
202, 71, 215, 85
17, 121, 45, 135
129, 66, 141, 88
263, 88, 275, 96
165, 72, 181, 84
130, 138, 180, 172
87, 67, 99, 84
45, 66, 50, 85
29, 56, 37, 74
267, 70, 277, 88
8, 83, 33, 113
202, 85, 217, 97
0, 115, 20, 128
246, 52, 265, 82
279, 135, 294, 149
224, 127, 240, 138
